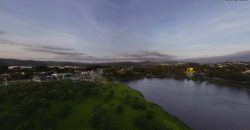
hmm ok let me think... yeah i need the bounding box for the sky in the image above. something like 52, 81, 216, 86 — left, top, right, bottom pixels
0, 0, 250, 62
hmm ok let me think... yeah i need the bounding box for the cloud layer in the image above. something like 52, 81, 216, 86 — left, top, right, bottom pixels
0, 0, 250, 62
119, 51, 176, 62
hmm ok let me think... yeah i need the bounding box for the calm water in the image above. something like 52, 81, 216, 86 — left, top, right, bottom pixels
126, 78, 250, 130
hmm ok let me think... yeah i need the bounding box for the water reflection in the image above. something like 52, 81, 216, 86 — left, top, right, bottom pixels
184, 79, 195, 88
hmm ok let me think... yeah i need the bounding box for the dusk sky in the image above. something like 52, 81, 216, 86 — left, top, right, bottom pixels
0, 0, 250, 62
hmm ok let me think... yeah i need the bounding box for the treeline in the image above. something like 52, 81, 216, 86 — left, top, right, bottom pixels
104, 63, 250, 84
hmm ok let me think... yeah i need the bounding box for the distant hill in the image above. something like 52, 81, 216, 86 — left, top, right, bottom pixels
0, 58, 89, 66
183, 50, 250, 63
0, 58, 184, 67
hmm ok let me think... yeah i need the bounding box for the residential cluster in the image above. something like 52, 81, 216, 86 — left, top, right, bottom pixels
0, 65, 103, 85
33, 69, 103, 82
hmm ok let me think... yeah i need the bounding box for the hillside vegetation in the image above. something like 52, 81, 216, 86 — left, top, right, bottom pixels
0, 80, 190, 130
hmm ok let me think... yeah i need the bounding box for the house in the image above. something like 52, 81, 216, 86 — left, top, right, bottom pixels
242, 70, 250, 74
33, 76, 42, 82
8, 66, 32, 70
51, 73, 73, 80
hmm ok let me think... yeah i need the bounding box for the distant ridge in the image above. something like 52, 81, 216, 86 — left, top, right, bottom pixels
0, 58, 184, 67
183, 50, 250, 63
1, 52, 250, 66
0, 58, 89, 66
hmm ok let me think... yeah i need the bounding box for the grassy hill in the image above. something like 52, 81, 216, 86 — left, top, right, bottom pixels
0, 80, 190, 130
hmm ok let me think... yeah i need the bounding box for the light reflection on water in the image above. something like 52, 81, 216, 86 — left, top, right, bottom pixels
184, 79, 195, 88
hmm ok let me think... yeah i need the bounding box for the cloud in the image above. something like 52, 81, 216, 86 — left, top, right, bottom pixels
26, 45, 84, 57
27, 48, 84, 56
58, 55, 116, 63
39, 45, 74, 51
40, 50, 177, 63
0, 38, 31, 47
153, 4, 250, 57
0, 36, 85, 59
0, 38, 16, 45
119, 51, 176, 62
0, 30, 6, 35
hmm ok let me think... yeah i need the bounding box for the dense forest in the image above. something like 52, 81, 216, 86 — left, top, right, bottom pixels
0, 80, 189, 130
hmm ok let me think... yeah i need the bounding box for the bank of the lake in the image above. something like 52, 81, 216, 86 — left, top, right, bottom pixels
0, 80, 190, 130
126, 78, 250, 130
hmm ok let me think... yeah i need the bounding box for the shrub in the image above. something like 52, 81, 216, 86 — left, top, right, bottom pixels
115, 105, 124, 114
146, 110, 154, 120
56, 105, 71, 118
124, 94, 131, 104
105, 90, 115, 101
90, 105, 118, 130
41, 117, 57, 130
134, 116, 168, 130
131, 97, 147, 110
16, 120, 35, 130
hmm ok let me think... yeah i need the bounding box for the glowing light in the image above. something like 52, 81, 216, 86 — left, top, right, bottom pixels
185, 67, 195, 78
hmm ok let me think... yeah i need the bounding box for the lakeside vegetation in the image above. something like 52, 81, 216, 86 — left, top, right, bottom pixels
0, 80, 190, 130
1, 61, 250, 88
104, 63, 250, 88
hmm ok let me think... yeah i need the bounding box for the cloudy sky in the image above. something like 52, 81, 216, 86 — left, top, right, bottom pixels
0, 0, 250, 62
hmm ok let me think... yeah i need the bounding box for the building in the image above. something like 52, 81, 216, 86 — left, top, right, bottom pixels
8, 66, 32, 70
32, 69, 103, 82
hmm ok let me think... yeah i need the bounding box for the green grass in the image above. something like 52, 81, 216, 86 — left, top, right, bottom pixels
55, 82, 190, 130
0, 80, 190, 130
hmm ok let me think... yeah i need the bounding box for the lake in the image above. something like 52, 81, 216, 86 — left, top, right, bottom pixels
126, 78, 250, 130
